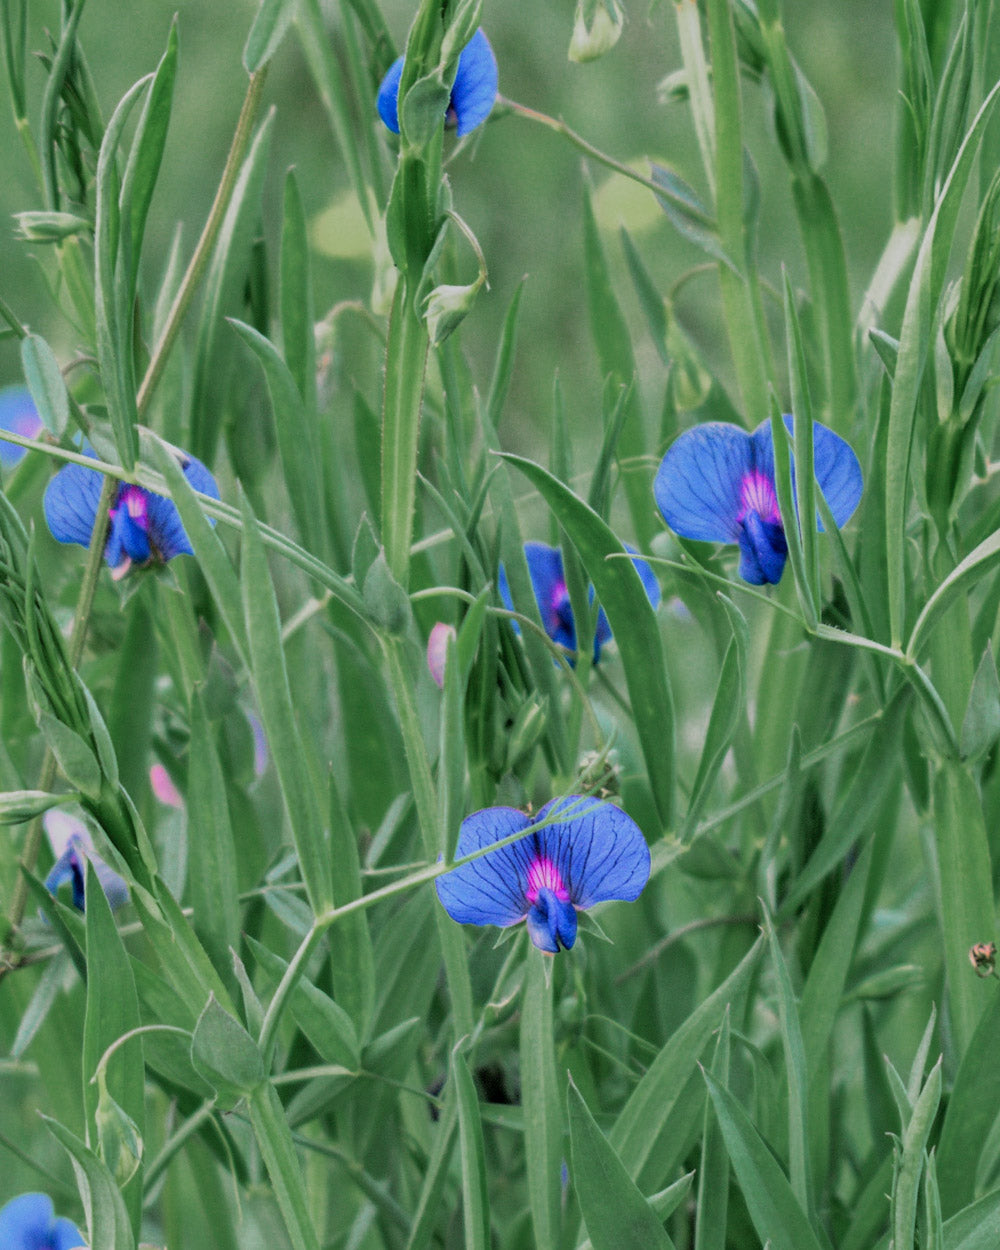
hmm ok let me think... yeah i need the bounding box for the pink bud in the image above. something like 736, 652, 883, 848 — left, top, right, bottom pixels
150, 763, 183, 808
427, 622, 457, 689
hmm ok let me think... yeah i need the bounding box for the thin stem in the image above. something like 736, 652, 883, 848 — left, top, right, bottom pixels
616, 913, 760, 983
502, 96, 716, 227
135, 68, 270, 419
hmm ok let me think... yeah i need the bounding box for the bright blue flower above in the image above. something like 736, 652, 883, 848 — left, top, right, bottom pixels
43, 450, 219, 578
0, 1192, 85, 1250
377, 28, 498, 138
498, 541, 660, 664
0, 386, 42, 467
653, 417, 863, 585
436, 796, 650, 953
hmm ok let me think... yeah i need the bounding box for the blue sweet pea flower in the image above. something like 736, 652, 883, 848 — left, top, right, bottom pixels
0, 1192, 85, 1250
653, 417, 863, 586
44, 810, 129, 912
43, 450, 219, 578
0, 386, 42, 467
436, 796, 650, 953
377, 28, 498, 137
498, 541, 660, 664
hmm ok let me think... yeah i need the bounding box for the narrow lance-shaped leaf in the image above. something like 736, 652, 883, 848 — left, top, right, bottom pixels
520, 952, 562, 1250
501, 453, 674, 830
568, 1076, 675, 1250
240, 490, 333, 914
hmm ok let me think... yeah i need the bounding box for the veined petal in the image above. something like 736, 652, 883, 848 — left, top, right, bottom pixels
436, 806, 534, 927
750, 417, 863, 530
376, 56, 404, 133
451, 29, 498, 136
43, 460, 105, 548
0, 1193, 85, 1250
654, 422, 753, 543
44, 843, 85, 911
144, 453, 220, 560
534, 795, 650, 909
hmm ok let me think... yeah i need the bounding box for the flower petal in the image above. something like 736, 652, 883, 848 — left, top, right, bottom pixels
524, 542, 572, 647
43, 460, 105, 548
0, 386, 42, 467
451, 29, 498, 137
750, 417, 863, 530
654, 422, 752, 543
376, 56, 404, 133
145, 454, 220, 560
534, 795, 650, 909
0, 1193, 85, 1250
436, 806, 534, 927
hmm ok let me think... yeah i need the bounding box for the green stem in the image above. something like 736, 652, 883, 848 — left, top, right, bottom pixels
135, 68, 270, 419
503, 96, 716, 226
380, 276, 430, 586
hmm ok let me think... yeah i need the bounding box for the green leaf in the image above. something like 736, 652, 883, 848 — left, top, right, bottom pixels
783, 269, 820, 606
44, 1116, 136, 1250
121, 19, 178, 292
94, 75, 150, 471
885, 78, 1000, 647
521, 953, 562, 1249
908, 526, 1000, 660
501, 453, 674, 829
20, 332, 68, 437
0, 788, 75, 824
240, 491, 332, 914
191, 110, 275, 465
703, 1071, 826, 1250
187, 692, 240, 987
893, 1057, 943, 1250
568, 1076, 675, 1250
191, 995, 265, 1108
229, 318, 327, 558
36, 713, 101, 800
611, 937, 763, 1190
244, 0, 299, 72
937, 975, 1000, 1214
682, 595, 747, 838
248, 1081, 322, 1250
83, 863, 144, 1231
247, 936, 360, 1070
943, 1186, 1000, 1249
694, 1010, 731, 1250
403, 1095, 459, 1250
961, 644, 1000, 763
279, 168, 316, 407
453, 1048, 492, 1250
486, 278, 525, 430
763, 907, 812, 1222
582, 186, 653, 546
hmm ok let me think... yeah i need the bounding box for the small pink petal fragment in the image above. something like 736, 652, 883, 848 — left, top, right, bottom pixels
150, 763, 183, 808
526, 855, 570, 904
427, 622, 456, 689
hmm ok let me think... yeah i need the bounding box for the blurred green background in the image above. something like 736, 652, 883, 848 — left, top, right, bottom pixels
0, 0, 895, 465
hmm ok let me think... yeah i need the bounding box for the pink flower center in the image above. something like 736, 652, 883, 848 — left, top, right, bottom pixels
738, 470, 781, 524
526, 856, 570, 904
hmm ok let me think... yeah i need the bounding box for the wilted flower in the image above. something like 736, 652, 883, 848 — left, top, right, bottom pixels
43, 450, 219, 578
0, 1192, 85, 1250
0, 386, 42, 467
499, 541, 660, 664
653, 417, 863, 585
436, 795, 650, 953
377, 28, 498, 138
44, 809, 128, 912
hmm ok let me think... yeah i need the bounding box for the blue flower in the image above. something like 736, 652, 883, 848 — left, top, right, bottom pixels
436, 796, 650, 953
377, 28, 498, 138
498, 541, 660, 664
43, 450, 219, 578
0, 386, 42, 467
653, 417, 863, 586
0, 1193, 85, 1250
44, 810, 129, 912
